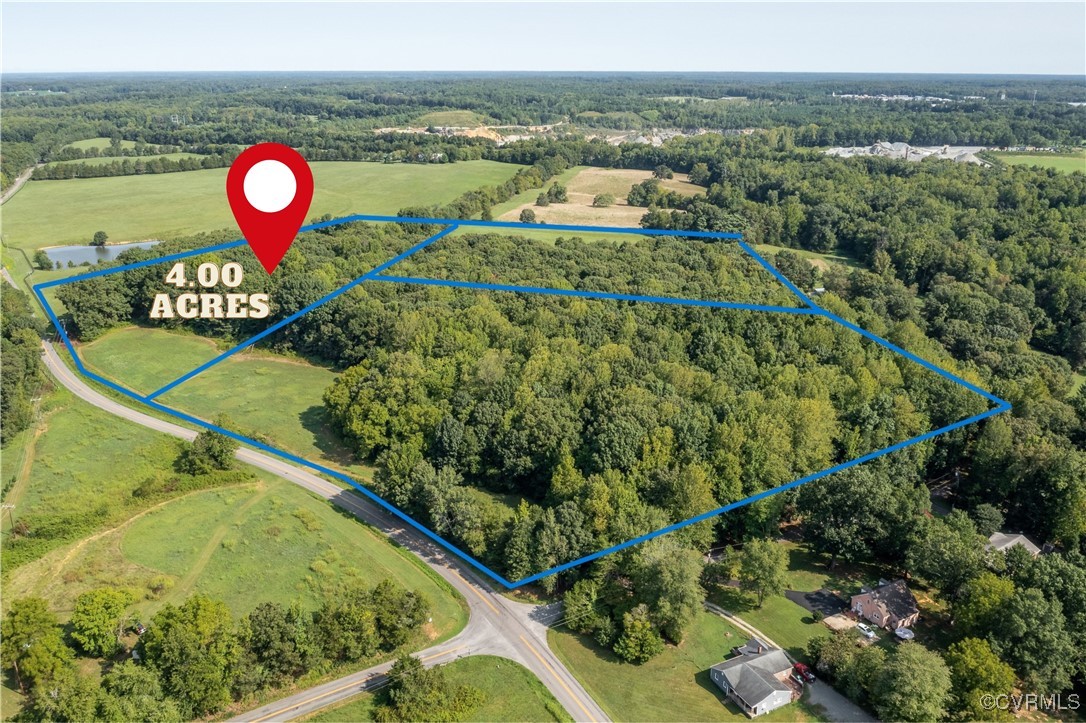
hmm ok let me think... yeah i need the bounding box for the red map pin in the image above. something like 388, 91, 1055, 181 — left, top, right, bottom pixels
226, 143, 314, 274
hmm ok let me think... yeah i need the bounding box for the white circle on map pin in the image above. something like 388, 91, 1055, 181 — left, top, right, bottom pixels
243, 160, 297, 213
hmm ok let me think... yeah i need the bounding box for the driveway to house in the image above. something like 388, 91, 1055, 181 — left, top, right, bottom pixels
703, 602, 879, 723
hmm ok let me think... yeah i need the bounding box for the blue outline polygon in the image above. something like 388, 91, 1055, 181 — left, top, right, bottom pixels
34, 214, 1011, 589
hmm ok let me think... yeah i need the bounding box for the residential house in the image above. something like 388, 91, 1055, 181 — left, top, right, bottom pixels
709, 648, 794, 718
987, 531, 1042, 557
850, 579, 919, 630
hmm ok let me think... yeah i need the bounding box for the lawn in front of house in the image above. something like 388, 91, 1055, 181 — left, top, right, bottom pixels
548, 609, 824, 722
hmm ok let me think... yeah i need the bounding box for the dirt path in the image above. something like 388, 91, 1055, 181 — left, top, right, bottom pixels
1, 164, 43, 205
703, 601, 785, 651
24, 483, 260, 596
162, 482, 269, 603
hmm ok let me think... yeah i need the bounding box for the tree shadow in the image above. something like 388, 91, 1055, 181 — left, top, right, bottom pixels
298, 405, 358, 467
708, 584, 756, 615
560, 628, 624, 665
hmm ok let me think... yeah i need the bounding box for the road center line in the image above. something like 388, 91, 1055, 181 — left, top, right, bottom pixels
519, 634, 596, 722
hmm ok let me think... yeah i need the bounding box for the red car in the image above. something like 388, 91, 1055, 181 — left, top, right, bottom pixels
794, 662, 816, 683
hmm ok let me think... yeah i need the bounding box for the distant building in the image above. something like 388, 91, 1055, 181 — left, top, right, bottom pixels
987, 531, 1042, 557
709, 648, 795, 718
851, 579, 919, 630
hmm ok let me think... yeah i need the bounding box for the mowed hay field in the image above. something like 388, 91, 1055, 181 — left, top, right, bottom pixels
548, 611, 823, 722
496, 166, 704, 226
991, 150, 1085, 173
1, 160, 521, 250
79, 327, 372, 480
307, 655, 571, 723
64, 137, 139, 151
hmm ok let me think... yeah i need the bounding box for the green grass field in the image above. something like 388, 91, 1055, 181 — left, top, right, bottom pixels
12, 386, 184, 530
45, 152, 202, 168
549, 611, 823, 722
80, 326, 372, 479
120, 479, 465, 630
1, 244, 90, 308
65, 137, 138, 151
754, 243, 860, 271
708, 589, 830, 663
8, 481, 428, 618
991, 150, 1085, 173
1, 381, 468, 715
414, 110, 493, 127
79, 326, 225, 394
1, 160, 521, 250
307, 655, 570, 723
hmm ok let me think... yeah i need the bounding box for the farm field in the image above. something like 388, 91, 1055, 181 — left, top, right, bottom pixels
64, 137, 139, 151
78, 326, 224, 394
991, 149, 1085, 173
79, 326, 372, 479
1, 160, 522, 250
414, 109, 494, 127
307, 655, 570, 722
496, 166, 704, 227
1, 244, 89, 306
549, 610, 823, 722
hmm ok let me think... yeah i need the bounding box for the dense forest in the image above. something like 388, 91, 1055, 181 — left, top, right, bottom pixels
4, 73, 1084, 188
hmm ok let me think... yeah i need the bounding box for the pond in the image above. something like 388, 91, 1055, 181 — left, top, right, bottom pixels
45, 240, 159, 267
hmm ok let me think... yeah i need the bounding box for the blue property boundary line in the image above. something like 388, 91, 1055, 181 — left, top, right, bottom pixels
145, 224, 460, 400
35, 213, 1010, 589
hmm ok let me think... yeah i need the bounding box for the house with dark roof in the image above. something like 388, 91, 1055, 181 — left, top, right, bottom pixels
709, 648, 794, 717
732, 636, 772, 657
850, 579, 919, 630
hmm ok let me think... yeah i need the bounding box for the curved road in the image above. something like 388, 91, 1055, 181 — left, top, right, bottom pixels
40, 342, 608, 722
1, 163, 43, 205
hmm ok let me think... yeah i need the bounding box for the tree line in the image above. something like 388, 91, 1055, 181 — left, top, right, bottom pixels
5, 73, 1084, 189
1, 287, 47, 447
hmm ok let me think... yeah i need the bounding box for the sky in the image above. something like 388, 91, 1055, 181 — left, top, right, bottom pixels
2, 2, 1084, 75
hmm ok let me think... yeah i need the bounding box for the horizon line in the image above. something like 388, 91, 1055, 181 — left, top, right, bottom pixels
4, 69, 1084, 78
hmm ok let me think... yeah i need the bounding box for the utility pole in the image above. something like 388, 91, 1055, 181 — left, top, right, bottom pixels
1, 503, 16, 532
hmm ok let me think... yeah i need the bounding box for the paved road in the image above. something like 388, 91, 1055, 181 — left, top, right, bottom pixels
40, 342, 609, 723
1, 163, 42, 205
